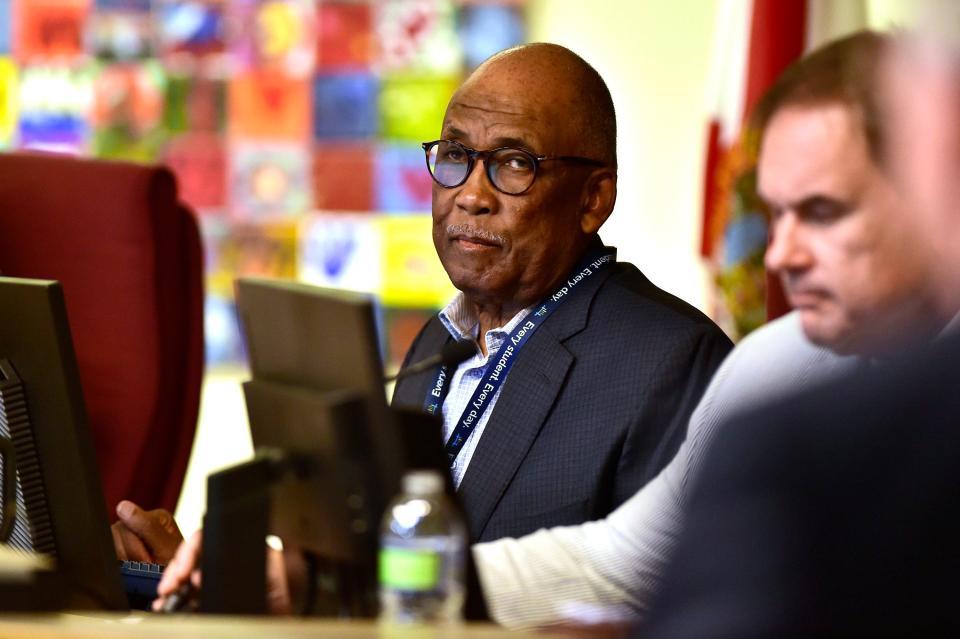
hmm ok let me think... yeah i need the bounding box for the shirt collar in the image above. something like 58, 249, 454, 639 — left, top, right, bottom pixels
438, 292, 478, 341
438, 292, 535, 358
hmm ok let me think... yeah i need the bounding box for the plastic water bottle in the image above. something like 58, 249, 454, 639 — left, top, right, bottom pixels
378, 470, 466, 624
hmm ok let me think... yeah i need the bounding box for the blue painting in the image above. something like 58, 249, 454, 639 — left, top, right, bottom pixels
375, 143, 432, 213
313, 72, 378, 140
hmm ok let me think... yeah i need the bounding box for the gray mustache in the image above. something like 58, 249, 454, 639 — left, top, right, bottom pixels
446, 224, 506, 245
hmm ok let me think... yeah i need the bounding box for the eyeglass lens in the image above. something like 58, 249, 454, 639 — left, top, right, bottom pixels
426, 141, 537, 195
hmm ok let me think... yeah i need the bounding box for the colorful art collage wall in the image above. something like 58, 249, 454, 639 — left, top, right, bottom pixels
0, 0, 527, 368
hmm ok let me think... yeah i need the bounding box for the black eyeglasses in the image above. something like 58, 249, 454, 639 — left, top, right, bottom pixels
421, 139, 605, 196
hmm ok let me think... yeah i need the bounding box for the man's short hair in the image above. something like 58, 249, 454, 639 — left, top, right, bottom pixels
752, 30, 891, 165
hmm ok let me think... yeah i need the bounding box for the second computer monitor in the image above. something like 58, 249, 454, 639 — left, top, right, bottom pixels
235, 278, 404, 555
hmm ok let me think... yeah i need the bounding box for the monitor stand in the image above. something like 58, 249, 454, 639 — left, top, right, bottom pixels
201, 389, 383, 616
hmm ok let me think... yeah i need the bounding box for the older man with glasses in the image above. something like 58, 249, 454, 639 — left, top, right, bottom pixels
390, 42, 731, 545
114, 44, 731, 611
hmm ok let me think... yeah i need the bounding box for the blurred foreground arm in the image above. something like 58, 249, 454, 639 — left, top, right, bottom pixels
153, 529, 292, 614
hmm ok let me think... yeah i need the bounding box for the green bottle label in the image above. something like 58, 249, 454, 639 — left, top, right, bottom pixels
379, 547, 441, 591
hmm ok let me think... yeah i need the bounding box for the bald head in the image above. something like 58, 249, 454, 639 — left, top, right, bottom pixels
453, 43, 617, 169
431, 42, 619, 315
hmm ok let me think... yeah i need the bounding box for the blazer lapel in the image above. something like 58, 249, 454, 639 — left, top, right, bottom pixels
457, 259, 618, 538
390, 318, 451, 410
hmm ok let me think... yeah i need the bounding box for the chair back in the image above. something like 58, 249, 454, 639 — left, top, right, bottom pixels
0, 152, 204, 518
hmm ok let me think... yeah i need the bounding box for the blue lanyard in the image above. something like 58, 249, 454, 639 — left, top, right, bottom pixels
424, 250, 616, 466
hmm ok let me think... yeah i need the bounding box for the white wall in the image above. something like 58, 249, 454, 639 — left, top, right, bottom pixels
525, 0, 923, 316
529, 0, 720, 313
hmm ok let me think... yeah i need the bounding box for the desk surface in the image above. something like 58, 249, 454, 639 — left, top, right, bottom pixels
0, 613, 569, 639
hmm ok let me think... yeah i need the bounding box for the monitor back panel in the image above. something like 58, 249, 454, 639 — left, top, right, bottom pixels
235, 278, 386, 400
235, 277, 406, 552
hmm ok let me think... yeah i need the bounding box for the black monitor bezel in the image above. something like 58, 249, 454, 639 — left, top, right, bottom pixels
0, 276, 127, 610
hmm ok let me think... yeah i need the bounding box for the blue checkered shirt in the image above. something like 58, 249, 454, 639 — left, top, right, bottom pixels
437, 293, 534, 489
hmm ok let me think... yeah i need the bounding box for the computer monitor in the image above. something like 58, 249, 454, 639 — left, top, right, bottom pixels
234, 276, 454, 475
200, 277, 449, 616
236, 277, 386, 397
234, 276, 405, 551
0, 276, 128, 610
193, 278, 396, 614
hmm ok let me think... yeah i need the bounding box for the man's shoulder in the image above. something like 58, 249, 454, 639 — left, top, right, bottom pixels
729, 312, 856, 384
731, 312, 812, 358
787, 330, 960, 437
684, 312, 854, 449
592, 261, 727, 338
703, 327, 960, 471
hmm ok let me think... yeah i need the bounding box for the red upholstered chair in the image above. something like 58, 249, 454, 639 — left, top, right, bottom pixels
0, 152, 204, 520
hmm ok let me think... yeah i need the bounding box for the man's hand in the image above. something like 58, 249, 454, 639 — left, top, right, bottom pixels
111, 500, 184, 565
152, 530, 293, 614
154, 529, 202, 611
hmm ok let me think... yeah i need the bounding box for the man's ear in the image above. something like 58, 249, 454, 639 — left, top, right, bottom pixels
578, 168, 617, 235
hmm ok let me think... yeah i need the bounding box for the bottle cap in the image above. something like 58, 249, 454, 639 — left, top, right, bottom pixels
402, 470, 444, 495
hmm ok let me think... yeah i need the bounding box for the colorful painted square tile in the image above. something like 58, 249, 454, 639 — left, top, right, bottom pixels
91, 60, 164, 126
299, 213, 382, 295
198, 215, 232, 296
379, 215, 456, 308
229, 0, 315, 77
13, 0, 90, 62
92, 124, 165, 161
163, 132, 226, 210
229, 141, 311, 221
313, 143, 374, 211
204, 293, 245, 365
0, 0, 12, 55
90, 60, 166, 160
201, 216, 298, 364
0, 57, 16, 148
379, 72, 456, 143
17, 64, 92, 153
202, 217, 300, 298
316, 1, 374, 71
156, 0, 226, 60
164, 73, 225, 133
94, 0, 151, 10
312, 71, 378, 140
229, 71, 311, 140
375, 0, 461, 74
383, 306, 435, 371
375, 143, 432, 213
15, 0, 89, 61
88, 7, 153, 60
457, 4, 526, 70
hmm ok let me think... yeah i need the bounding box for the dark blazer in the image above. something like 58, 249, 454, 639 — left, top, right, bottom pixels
642, 332, 960, 638
392, 256, 732, 543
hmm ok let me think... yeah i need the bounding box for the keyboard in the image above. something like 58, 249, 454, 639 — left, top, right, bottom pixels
118, 560, 164, 610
